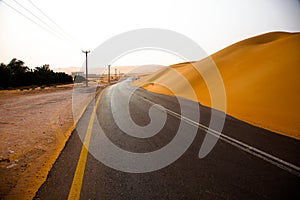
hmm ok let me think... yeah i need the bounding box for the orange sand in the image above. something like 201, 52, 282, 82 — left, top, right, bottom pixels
134, 32, 300, 139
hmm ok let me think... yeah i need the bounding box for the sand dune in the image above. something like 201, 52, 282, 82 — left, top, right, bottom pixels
134, 32, 300, 139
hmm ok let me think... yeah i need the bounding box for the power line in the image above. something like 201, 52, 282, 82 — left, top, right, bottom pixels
82, 50, 90, 87
1, 0, 83, 49
108, 64, 111, 84
27, 0, 78, 43
1, 0, 63, 39
10, 0, 66, 39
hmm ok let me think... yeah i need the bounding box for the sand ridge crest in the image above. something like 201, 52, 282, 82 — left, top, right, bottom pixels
134, 31, 300, 139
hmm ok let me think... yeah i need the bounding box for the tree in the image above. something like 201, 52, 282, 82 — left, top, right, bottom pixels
7, 58, 29, 75
0, 63, 10, 88
74, 75, 86, 83
0, 59, 73, 89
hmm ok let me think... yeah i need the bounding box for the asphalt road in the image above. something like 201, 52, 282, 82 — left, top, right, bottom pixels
35, 79, 300, 200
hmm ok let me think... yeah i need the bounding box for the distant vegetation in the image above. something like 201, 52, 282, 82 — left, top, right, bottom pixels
0, 58, 73, 89
74, 75, 86, 83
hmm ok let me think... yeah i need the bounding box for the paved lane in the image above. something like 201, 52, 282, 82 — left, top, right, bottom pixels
35, 79, 300, 199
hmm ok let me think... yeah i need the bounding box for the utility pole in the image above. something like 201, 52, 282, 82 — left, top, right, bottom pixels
82, 50, 90, 87
115, 68, 117, 80
108, 64, 111, 84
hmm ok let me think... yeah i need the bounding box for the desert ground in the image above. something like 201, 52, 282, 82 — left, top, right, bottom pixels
135, 32, 300, 139
0, 84, 99, 199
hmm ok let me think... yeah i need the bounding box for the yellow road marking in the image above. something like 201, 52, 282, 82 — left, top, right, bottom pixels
68, 92, 102, 200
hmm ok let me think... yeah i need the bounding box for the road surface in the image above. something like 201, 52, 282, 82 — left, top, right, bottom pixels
35, 79, 300, 199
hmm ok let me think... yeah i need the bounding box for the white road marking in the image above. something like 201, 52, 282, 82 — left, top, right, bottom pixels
140, 96, 300, 177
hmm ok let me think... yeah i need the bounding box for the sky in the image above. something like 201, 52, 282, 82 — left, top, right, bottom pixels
0, 0, 300, 72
